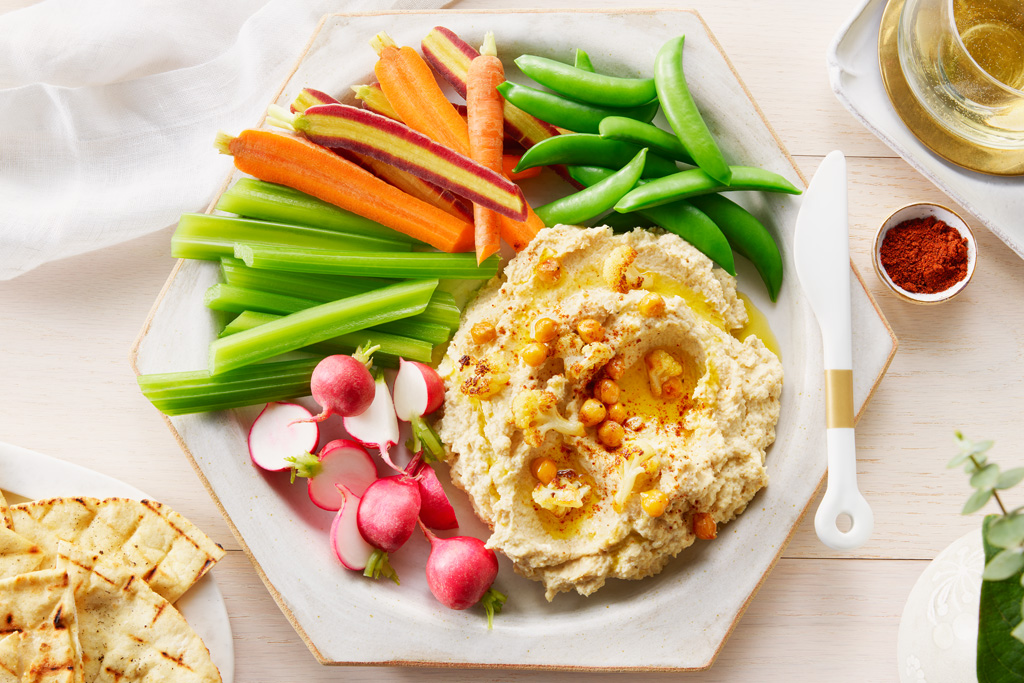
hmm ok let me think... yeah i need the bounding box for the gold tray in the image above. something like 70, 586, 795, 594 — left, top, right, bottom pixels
878, 0, 1024, 176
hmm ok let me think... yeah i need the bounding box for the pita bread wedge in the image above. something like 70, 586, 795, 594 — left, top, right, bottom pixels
0, 633, 19, 683
0, 491, 13, 530
56, 543, 220, 683
11, 498, 224, 603
0, 526, 48, 580
0, 568, 85, 683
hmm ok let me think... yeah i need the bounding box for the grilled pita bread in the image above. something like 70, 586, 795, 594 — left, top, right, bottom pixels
0, 492, 13, 530
0, 526, 48, 580
0, 568, 85, 683
56, 543, 220, 683
10, 498, 223, 603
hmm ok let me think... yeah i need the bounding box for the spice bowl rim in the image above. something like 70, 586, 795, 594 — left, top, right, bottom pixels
872, 201, 977, 305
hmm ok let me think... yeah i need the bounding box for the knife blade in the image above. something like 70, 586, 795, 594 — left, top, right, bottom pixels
793, 150, 873, 550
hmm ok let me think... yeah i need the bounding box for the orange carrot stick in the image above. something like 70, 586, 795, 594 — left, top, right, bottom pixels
502, 155, 542, 181
467, 32, 505, 264
215, 129, 474, 253
371, 32, 471, 155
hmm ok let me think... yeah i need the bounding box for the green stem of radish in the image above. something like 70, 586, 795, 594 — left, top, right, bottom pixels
363, 549, 400, 585
410, 415, 445, 464
480, 588, 507, 630
284, 451, 321, 484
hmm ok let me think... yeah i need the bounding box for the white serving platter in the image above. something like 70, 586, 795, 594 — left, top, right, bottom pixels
829, 0, 1024, 257
0, 442, 235, 683
131, 9, 897, 671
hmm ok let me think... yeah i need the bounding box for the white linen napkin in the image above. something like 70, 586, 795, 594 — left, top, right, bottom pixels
0, 0, 448, 280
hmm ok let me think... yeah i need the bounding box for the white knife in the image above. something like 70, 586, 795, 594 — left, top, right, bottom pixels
793, 150, 874, 550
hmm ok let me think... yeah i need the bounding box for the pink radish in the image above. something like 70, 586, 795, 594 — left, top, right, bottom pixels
393, 359, 445, 420
357, 475, 421, 581
287, 439, 377, 511
247, 402, 319, 471
421, 525, 506, 628
344, 370, 402, 472
299, 345, 379, 423
330, 484, 374, 571
416, 465, 458, 530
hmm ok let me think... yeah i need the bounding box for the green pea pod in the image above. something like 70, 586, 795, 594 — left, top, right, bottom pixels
569, 165, 735, 275
496, 82, 659, 134
598, 116, 694, 166
690, 195, 783, 301
535, 149, 647, 226
574, 48, 595, 73
614, 166, 802, 213
515, 54, 658, 108
513, 134, 678, 179
654, 35, 732, 185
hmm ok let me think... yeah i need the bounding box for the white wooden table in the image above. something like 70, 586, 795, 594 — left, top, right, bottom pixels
2, 0, 1016, 680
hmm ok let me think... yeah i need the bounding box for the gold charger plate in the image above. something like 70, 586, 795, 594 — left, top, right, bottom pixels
878, 0, 1024, 176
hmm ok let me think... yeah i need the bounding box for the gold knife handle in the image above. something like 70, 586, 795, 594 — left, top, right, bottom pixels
825, 369, 854, 429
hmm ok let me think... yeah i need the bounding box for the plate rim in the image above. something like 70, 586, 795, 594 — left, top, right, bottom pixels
129, 7, 898, 672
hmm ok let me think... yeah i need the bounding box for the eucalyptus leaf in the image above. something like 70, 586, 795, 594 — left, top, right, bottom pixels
972, 440, 996, 456
965, 488, 995, 515
979, 516, 1024, 680
984, 549, 1024, 581
973, 464, 1003, 490
988, 515, 1024, 550
998, 468, 1024, 491
949, 451, 971, 468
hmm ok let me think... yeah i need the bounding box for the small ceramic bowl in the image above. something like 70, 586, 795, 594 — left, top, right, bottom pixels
872, 202, 977, 304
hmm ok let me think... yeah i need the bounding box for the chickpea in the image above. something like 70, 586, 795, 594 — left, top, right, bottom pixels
594, 378, 620, 405
694, 512, 718, 540
624, 416, 645, 431
521, 342, 548, 367
533, 317, 558, 343
604, 356, 626, 380
597, 420, 625, 449
578, 399, 607, 427
536, 258, 562, 284
662, 376, 684, 400
640, 490, 669, 517
606, 402, 627, 423
638, 292, 666, 317
530, 457, 558, 485
577, 318, 605, 343
470, 321, 496, 344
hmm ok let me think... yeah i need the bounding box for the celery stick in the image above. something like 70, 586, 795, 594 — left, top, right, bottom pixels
205, 282, 455, 340
236, 244, 500, 280
218, 258, 461, 329
221, 311, 433, 366
208, 279, 438, 375
217, 178, 416, 243
138, 358, 318, 416
172, 213, 410, 261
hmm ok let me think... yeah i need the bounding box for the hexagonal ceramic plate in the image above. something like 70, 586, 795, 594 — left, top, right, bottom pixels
131, 9, 897, 671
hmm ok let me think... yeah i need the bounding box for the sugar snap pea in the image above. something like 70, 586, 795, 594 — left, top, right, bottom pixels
598, 116, 694, 166
574, 48, 595, 72
614, 166, 802, 213
535, 149, 647, 226
689, 195, 783, 301
569, 165, 735, 275
513, 134, 679, 178
654, 35, 732, 185
495, 82, 659, 134
515, 54, 658, 108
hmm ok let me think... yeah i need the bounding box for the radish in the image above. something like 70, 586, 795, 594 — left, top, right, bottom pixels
393, 359, 447, 464
343, 369, 402, 472
329, 484, 374, 571
416, 465, 458, 530
421, 525, 506, 628
299, 345, 379, 423
287, 439, 377, 511
247, 402, 319, 471
357, 475, 421, 581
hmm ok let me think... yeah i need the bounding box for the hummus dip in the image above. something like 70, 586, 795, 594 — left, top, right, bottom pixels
436, 225, 783, 600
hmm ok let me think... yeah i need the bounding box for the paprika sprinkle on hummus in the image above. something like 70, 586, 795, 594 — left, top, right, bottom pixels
879, 216, 968, 294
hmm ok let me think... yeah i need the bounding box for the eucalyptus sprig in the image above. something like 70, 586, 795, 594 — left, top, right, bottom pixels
949, 431, 1024, 650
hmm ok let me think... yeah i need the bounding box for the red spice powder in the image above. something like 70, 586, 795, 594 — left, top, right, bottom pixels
879, 216, 969, 294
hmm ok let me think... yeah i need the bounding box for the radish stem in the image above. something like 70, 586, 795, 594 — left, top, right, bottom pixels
363, 549, 399, 584
480, 588, 507, 629
409, 414, 445, 463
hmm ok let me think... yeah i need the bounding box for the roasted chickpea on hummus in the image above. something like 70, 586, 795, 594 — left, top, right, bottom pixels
436, 225, 783, 600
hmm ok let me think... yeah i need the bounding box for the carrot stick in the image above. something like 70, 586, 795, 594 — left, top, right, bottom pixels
215, 129, 474, 253
467, 32, 505, 264
371, 32, 471, 155
498, 211, 544, 251
502, 155, 542, 181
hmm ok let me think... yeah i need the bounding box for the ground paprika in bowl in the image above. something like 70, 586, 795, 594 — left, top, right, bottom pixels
872, 203, 976, 304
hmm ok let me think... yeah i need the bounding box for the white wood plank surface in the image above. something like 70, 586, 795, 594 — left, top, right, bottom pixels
1, 0, 1014, 679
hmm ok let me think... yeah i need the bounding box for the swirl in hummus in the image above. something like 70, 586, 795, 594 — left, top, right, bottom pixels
436, 225, 783, 600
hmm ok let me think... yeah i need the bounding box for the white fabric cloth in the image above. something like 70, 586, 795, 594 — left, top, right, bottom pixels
0, 0, 447, 280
